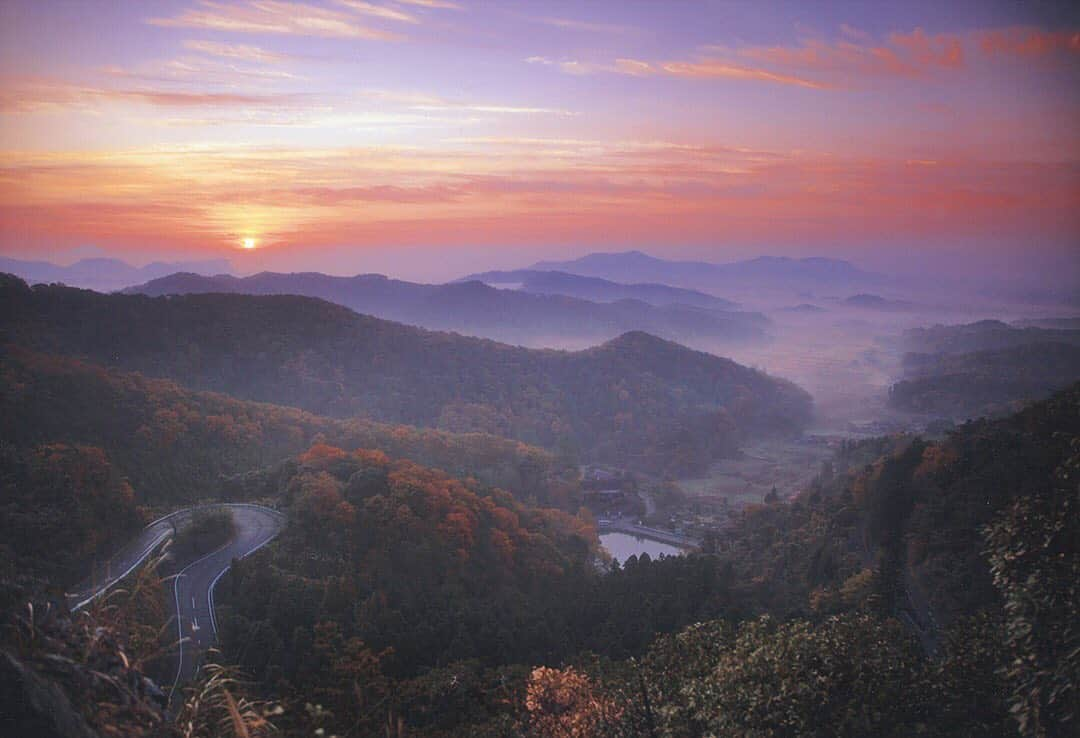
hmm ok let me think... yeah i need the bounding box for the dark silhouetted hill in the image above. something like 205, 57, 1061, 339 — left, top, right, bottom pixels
1, 275, 812, 475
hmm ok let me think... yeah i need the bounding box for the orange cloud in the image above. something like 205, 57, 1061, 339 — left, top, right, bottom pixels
525, 55, 827, 87
532, 25, 1079, 88
735, 25, 1077, 84
976, 27, 1080, 58
658, 60, 831, 88
2, 141, 1074, 257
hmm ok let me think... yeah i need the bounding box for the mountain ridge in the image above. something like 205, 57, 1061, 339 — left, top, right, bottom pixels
121, 269, 767, 345
458, 268, 739, 310
0, 256, 233, 292
528, 250, 884, 290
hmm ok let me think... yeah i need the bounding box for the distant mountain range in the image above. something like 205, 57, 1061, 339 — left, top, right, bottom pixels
529, 251, 884, 291
1, 274, 812, 475
123, 271, 768, 346
0, 256, 232, 292
458, 269, 738, 310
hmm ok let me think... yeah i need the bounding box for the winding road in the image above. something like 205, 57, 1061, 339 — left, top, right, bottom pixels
66, 504, 286, 700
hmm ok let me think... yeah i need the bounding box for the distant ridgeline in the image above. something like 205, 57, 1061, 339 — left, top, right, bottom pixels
121, 269, 768, 345
890, 320, 1080, 418
1, 274, 812, 476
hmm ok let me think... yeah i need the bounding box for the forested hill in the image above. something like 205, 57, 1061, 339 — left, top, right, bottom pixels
0, 275, 812, 475
889, 341, 1080, 418
121, 269, 767, 344
0, 346, 569, 508
901, 319, 1080, 354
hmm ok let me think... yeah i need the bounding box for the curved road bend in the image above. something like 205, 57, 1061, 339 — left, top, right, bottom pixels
62, 504, 285, 699
66, 509, 191, 612
169, 505, 285, 699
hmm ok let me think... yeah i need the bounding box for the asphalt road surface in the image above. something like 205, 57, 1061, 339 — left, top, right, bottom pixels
66, 509, 191, 612
168, 504, 285, 699
64, 503, 285, 700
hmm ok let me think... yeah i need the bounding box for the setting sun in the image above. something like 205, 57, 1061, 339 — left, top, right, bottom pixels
241, 238, 257, 250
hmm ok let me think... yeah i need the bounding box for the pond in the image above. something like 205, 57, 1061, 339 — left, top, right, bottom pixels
600, 531, 683, 564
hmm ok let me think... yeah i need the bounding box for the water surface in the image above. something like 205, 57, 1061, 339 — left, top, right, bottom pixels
601, 531, 682, 564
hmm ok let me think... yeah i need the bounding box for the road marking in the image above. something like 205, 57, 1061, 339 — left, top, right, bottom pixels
191, 595, 196, 608
164, 506, 285, 704
192, 616, 200, 632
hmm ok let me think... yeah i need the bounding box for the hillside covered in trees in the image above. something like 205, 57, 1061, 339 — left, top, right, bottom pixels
0, 347, 570, 509
1, 350, 1076, 735
901, 319, 1080, 355
889, 342, 1080, 418
1, 274, 812, 476
1, 277, 1074, 737
200, 385, 1080, 737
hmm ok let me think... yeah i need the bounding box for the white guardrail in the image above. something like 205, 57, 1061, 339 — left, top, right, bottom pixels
67, 503, 284, 612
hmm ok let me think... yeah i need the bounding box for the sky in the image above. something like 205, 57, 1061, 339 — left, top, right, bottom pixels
0, 0, 1078, 282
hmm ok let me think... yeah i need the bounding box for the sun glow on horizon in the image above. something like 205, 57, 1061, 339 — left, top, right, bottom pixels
0, 1, 1076, 271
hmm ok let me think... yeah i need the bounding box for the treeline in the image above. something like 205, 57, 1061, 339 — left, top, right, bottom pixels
1, 274, 812, 476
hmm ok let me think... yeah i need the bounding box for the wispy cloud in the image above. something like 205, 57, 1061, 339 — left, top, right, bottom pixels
728, 25, 1078, 84
0, 78, 305, 113
148, 0, 403, 41
102, 56, 303, 86
527, 25, 1080, 89
396, 0, 461, 8
336, 1, 418, 25
658, 60, 830, 88
524, 56, 651, 77
530, 16, 630, 34
525, 54, 827, 88
182, 40, 294, 63
359, 88, 576, 115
